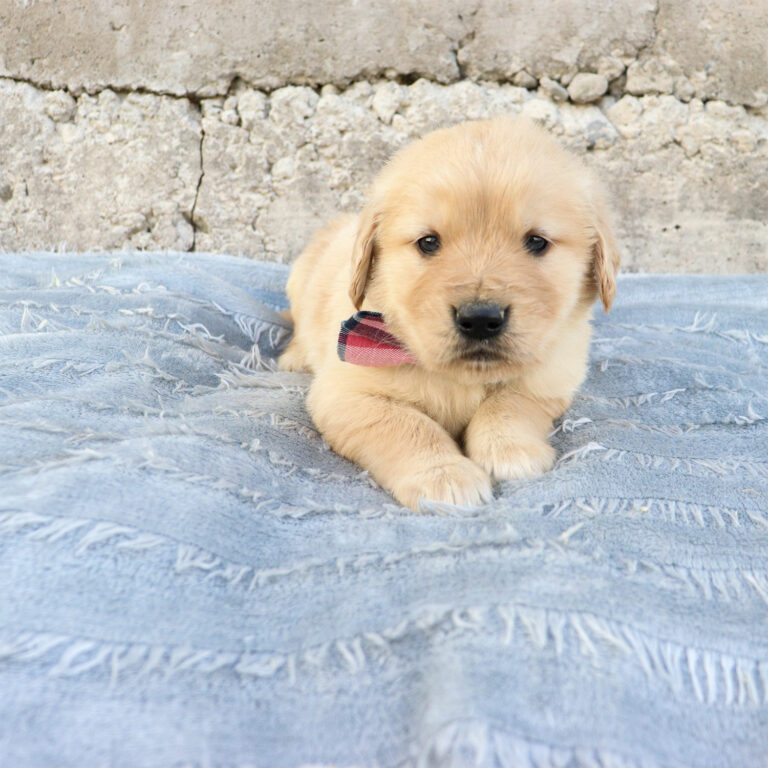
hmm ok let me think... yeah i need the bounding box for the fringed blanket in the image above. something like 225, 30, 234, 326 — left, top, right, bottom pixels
1, 252, 767, 767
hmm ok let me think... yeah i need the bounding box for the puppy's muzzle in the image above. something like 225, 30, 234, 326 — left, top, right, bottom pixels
453, 302, 509, 341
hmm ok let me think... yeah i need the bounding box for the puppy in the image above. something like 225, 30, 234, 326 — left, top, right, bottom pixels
279, 117, 619, 511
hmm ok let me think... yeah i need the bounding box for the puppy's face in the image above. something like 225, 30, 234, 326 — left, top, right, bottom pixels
351, 118, 619, 383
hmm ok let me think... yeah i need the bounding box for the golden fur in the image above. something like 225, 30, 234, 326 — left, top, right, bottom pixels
279, 117, 620, 511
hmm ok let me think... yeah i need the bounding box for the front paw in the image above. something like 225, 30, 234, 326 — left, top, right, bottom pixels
392, 456, 493, 512
467, 435, 556, 482
277, 339, 309, 372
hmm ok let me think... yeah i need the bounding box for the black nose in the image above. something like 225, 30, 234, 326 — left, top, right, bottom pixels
453, 303, 509, 340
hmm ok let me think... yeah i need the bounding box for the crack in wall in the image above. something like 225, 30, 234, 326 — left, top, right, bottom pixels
635, 0, 661, 60
0, 72, 207, 103
189, 106, 205, 252
4, 61, 765, 112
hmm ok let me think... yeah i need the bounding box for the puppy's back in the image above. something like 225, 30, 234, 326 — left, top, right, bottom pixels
280, 213, 359, 373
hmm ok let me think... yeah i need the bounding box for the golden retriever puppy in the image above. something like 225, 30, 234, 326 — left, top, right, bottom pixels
279, 116, 619, 511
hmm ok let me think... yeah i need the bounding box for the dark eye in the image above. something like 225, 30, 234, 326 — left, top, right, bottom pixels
524, 234, 550, 256
416, 234, 441, 255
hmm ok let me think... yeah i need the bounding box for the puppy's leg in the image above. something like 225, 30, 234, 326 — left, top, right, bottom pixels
464, 388, 568, 481
278, 339, 310, 373
308, 375, 492, 512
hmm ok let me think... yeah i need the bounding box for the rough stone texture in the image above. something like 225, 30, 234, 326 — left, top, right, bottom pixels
0, 0, 467, 94
191, 79, 768, 272
597, 57, 626, 83
457, 0, 657, 83
0, 80, 200, 252
539, 77, 569, 103
653, 1, 768, 108
625, 57, 677, 97
193, 80, 530, 258
1, 0, 767, 272
567, 73, 609, 104
3, 1, 767, 108
601, 95, 768, 272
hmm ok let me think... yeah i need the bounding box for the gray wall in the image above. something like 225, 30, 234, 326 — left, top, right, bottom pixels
1, 0, 766, 272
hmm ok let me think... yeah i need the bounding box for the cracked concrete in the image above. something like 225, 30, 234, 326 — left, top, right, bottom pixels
0, 80, 200, 252
189, 105, 206, 253
1, 0, 766, 271
191, 79, 768, 272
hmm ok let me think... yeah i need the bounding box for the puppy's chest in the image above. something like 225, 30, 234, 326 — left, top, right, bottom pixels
412, 379, 487, 439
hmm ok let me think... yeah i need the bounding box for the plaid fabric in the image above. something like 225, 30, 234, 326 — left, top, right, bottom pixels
337, 311, 418, 367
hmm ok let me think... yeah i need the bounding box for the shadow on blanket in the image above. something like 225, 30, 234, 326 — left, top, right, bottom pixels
0, 252, 767, 767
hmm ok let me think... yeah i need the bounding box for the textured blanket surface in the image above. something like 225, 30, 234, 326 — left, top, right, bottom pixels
0, 252, 767, 768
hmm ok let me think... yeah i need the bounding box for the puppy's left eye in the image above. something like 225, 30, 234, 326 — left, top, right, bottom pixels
416, 235, 441, 255
524, 234, 550, 256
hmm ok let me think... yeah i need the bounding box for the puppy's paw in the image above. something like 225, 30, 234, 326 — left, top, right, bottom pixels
468, 437, 556, 482
393, 457, 493, 512
278, 340, 309, 372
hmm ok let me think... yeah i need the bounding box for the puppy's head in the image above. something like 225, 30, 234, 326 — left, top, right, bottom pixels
350, 117, 620, 381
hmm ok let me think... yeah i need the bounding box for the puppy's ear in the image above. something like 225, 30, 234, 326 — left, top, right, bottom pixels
349, 206, 379, 310
591, 199, 621, 313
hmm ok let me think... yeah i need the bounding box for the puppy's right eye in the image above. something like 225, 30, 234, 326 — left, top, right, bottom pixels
524, 234, 550, 256
416, 235, 441, 256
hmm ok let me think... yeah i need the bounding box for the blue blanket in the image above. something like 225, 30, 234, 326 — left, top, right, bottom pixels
1, 252, 766, 767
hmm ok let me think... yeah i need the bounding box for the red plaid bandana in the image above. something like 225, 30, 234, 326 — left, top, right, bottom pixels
337, 311, 418, 367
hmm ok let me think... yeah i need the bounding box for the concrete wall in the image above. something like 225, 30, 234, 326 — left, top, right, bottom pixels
1, 0, 766, 272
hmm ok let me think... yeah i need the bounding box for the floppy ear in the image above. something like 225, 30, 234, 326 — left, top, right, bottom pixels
592, 201, 621, 313
349, 206, 379, 310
